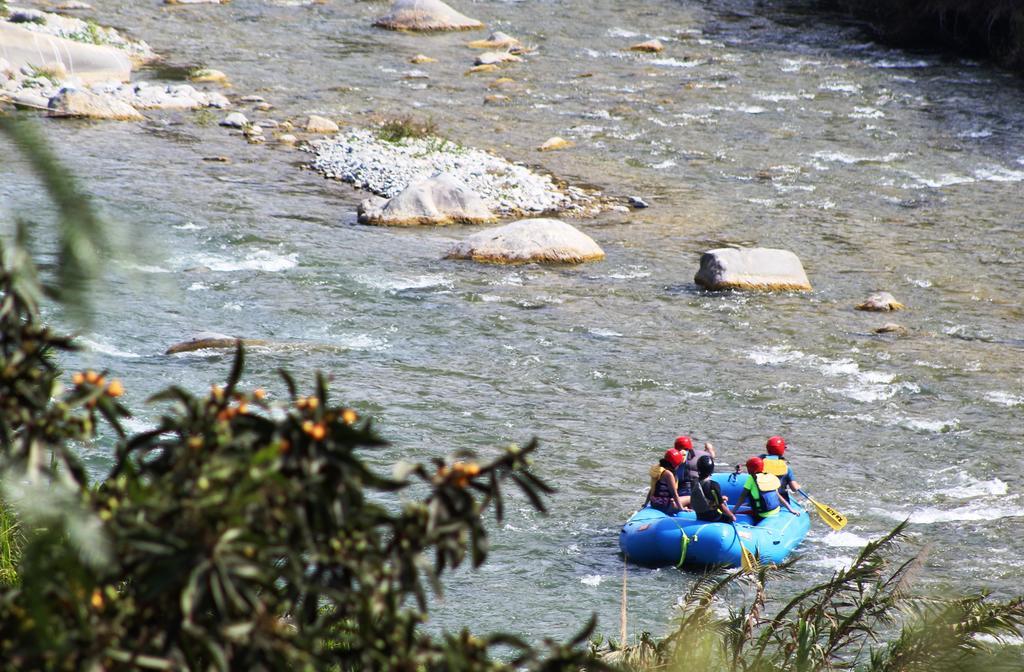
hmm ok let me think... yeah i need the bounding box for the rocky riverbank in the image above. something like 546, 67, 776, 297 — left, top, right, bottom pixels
305, 128, 609, 217
0, 5, 229, 115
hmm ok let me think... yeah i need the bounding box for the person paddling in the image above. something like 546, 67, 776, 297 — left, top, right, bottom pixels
674, 435, 716, 498
690, 455, 735, 524
643, 448, 689, 514
731, 456, 797, 522
759, 435, 801, 503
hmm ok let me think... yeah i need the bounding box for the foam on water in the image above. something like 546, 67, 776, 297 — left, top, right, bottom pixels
899, 417, 959, 433
330, 334, 390, 351
985, 391, 1024, 407
187, 282, 208, 291
172, 222, 205, 230
849, 106, 884, 119
902, 172, 975, 188
822, 530, 870, 547
872, 59, 933, 69
812, 150, 903, 165
125, 262, 172, 274
749, 347, 918, 404
974, 165, 1024, 182
951, 476, 1008, 498
753, 91, 799, 102
589, 328, 623, 338
192, 250, 298, 273
354, 273, 453, 293
806, 556, 854, 572
580, 574, 604, 586
649, 57, 702, 68
880, 502, 1024, 524
76, 335, 141, 359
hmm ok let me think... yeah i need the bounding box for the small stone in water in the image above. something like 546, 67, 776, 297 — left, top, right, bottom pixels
628, 196, 649, 208
220, 112, 248, 128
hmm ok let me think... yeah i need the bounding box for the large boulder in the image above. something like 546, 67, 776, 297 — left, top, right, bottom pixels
358, 173, 495, 226
445, 218, 605, 264
373, 0, 484, 32
694, 247, 811, 292
48, 87, 144, 121
0, 22, 131, 84
165, 332, 269, 355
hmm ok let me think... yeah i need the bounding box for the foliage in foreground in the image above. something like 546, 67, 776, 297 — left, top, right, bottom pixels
602, 523, 1024, 671
0, 116, 606, 670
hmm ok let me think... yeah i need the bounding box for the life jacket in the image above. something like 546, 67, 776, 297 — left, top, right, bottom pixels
649, 465, 675, 500
684, 448, 711, 485
689, 477, 714, 514
751, 473, 781, 515
760, 455, 789, 478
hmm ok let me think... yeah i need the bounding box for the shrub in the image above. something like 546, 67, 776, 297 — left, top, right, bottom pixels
376, 114, 440, 143
0, 116, 608, 671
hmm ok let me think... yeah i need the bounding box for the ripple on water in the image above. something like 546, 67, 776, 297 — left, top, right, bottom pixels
77, 335, 141, 359
190, 250, 298, 273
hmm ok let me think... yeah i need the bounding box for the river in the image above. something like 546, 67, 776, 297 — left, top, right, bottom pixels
2, 0, 1023, 643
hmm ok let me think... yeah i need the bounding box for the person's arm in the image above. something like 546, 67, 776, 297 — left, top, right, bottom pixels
668, 472, 687, 511
704, 442, 716, 458
790, 479, 801, 492
732, 489, 747, 513
780, 492, 797, 514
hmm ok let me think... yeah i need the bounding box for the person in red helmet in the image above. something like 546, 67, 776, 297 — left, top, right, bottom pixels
759, 436, 801, 503
643, 448, 689, 514
673, 435, 717, 498
731, 456, 797, 522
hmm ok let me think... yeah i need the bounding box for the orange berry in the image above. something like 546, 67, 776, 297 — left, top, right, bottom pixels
306, 396, 319, 409
310, 423, 326, 441
341, 409, 357, 425
84, 370, 100, 384
72, 372, 85, 385
237, 401, 248, 414
106, 380, 124, 397
90, 589, 103, 610
253, 388, 266, 400
302, 420, 314, 433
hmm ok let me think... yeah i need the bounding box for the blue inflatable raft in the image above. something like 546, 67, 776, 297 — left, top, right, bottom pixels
619, 472, 811, 568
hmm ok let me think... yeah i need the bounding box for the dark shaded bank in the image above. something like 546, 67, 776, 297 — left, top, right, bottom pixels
819, 0, 1024, 71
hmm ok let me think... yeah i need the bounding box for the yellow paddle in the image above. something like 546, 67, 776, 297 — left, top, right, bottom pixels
731, 522, 757, 571
798, 489, 847, 531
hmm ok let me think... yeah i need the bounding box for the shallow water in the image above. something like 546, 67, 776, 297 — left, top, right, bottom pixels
3, 0, 1024, 643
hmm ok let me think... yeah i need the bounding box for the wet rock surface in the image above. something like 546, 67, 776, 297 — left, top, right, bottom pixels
445, 218, 605, 264
694, 247, 812, 292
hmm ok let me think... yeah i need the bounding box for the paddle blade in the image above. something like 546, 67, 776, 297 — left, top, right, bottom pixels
810, 497, 847, 531
740, 542, 756, 572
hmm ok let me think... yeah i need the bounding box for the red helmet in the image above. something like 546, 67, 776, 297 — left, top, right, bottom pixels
664, 448, 685, 469
746, 456, 764, 474
674, 436, 693, 452
766, 435, 786, 456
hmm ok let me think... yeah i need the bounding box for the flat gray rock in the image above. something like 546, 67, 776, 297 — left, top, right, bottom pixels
0, 22, 132, 84
694, 247, 811, 292
446, 218, 605, 264
48, 87, 143, 120
358, 173, 495, 226
373, 0, 484, 32
165, 332, 269, 355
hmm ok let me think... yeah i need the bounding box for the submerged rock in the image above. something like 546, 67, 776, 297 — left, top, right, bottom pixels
373, 0, 484, 32
48, 87, 144, 120
538, 136, 572, 151
629, 39, 665, 53
856, 291, 905, 311
409, 54, 437, 64
694, 247, 812, 292
189, 68, 229, 84
358, 173, 495, 226
165, 332, 269, 355
874, 323, 908, 336
474, 51, 522, 66
467, 31, 521, 50
446, 218, 605, 264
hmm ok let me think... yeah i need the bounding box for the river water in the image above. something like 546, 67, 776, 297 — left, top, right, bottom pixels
3, 0, 1024, 644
